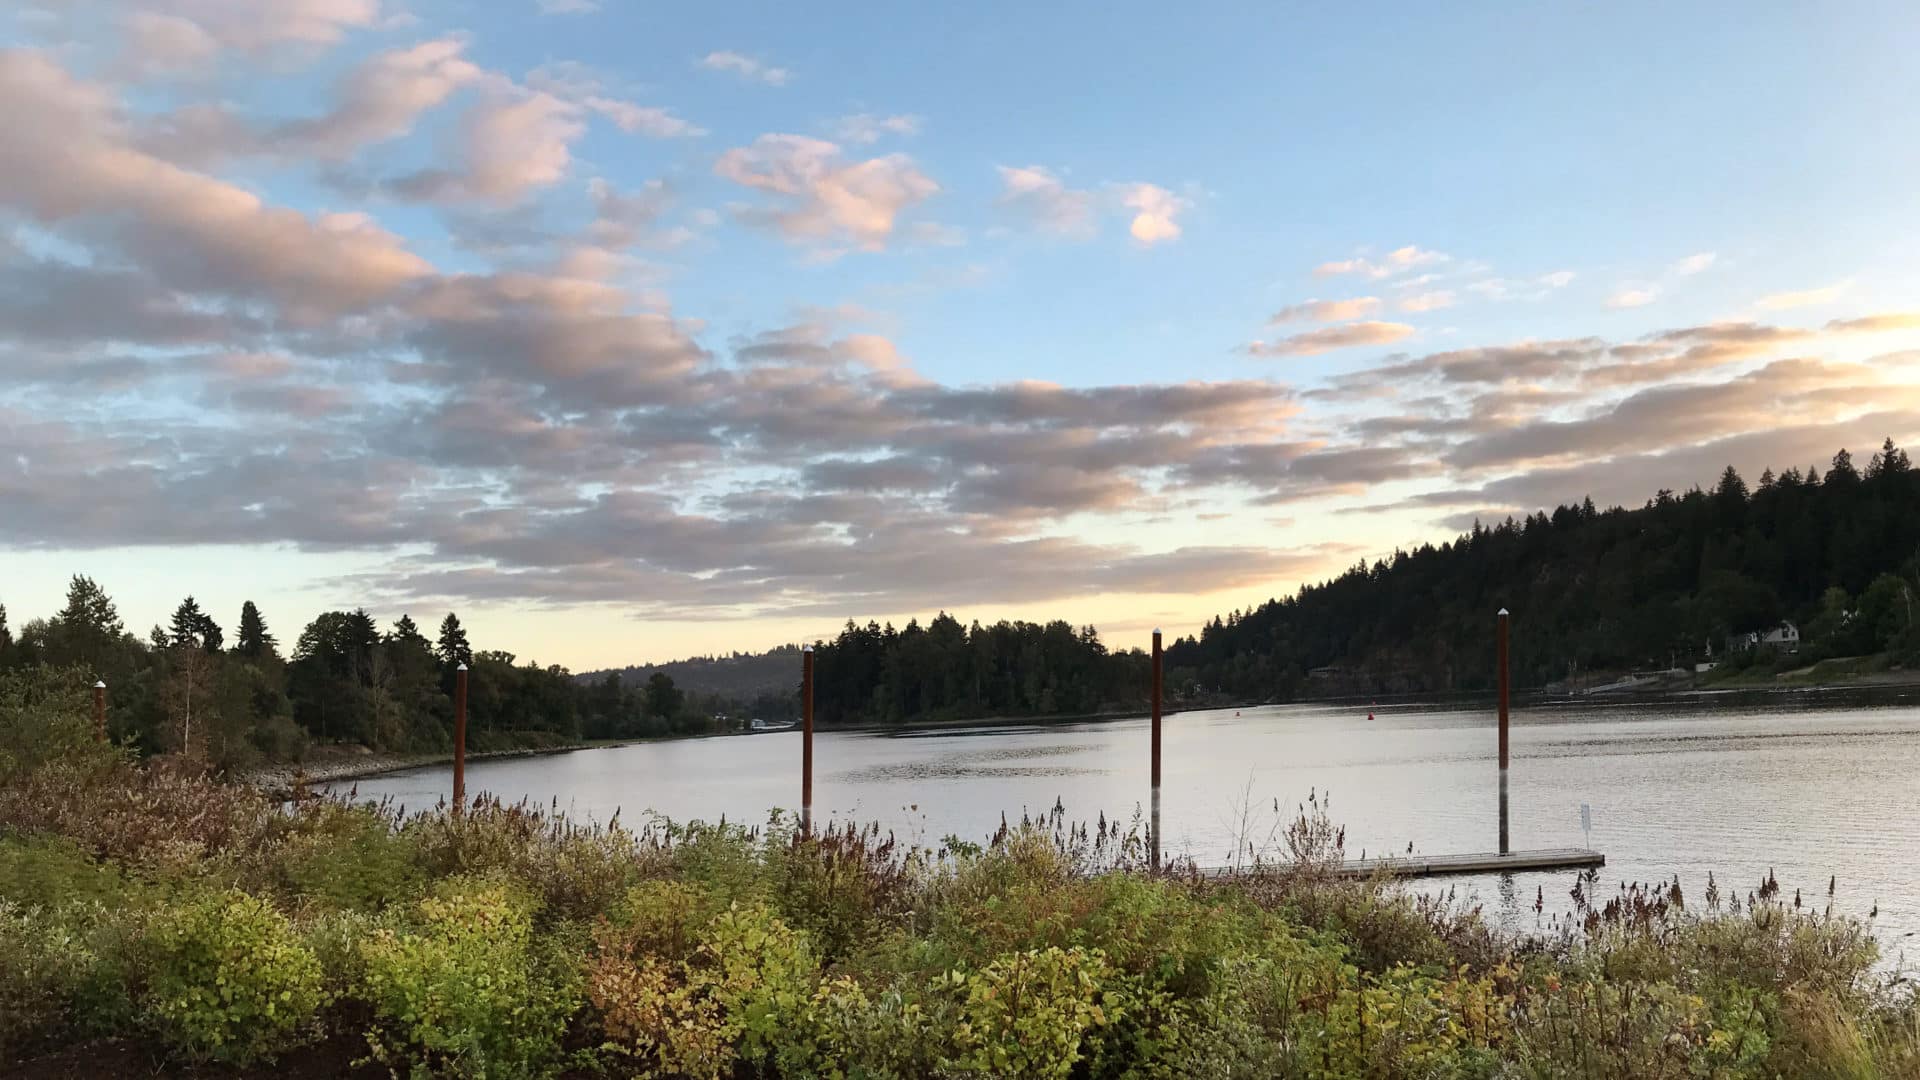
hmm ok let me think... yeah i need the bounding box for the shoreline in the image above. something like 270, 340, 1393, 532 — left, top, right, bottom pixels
245, 737, 656, 794
244, 671, 1917, 793
248, 709, 1181, 792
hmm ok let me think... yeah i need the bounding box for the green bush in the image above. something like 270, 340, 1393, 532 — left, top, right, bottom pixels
0, 901, 130, 1056
765, 823, 921, 964
943, 946, 1114, 1080
0, 833, 149, 909
142, 889, 324, 1063
359, 879, 581, 1079
589, 898, 817, 1079
278, 804, 424, 911
786, 975, 949, 1080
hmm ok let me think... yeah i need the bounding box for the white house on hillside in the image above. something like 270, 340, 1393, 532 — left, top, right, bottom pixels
1726, 621, 1800, 654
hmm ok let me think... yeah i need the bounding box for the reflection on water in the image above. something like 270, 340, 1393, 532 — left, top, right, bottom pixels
330, 686, 1920, 952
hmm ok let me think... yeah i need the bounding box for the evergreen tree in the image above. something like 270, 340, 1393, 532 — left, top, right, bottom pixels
0, 602, 11, 655
1868, 437, 1911, 479
235, 601, 276, 659
391, 614, 427, 645
171, 597, 200, 647
1827, 448, 1859, 487
169, 596, 223, 651
644, 671, 684, 719
1714, 465, 1748, 502
437, 613, 473, 669
59, 575, 123, 640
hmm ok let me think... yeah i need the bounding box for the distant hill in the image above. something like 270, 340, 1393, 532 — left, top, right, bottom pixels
579, 644, 804, 700
1167, 440, 1920, 699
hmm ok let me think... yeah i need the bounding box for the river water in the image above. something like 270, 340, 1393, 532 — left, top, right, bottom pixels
329, 688, 1920, 955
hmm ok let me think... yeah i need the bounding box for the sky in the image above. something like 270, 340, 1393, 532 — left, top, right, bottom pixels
2, 1, 1919, 671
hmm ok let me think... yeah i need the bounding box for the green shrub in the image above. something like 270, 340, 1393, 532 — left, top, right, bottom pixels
943, 946, 1114, 1080
142, 889, 325, 1063
0, 900, 135, 1056
401, 801, 661, 922
278, 804, 424, 911
702, 901, 820, 1063
0, 833, 149, 909
359, 880, 581, 1079
589, 899, 818, 1079
765, 822, 920, 963
1509, 976, 1772, 1078
785, 975, 950, 1080
603, 879, 722, 962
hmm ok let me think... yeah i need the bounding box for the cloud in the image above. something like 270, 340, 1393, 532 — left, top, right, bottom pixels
584, 178, 679, 249
590, 101, 703, 137
715, 135, 938, 252
277, 37, 483, 159
1671, 252, 1717, 276
1119, 182, 1187, 246
0, 49, 429, 318
1607, 286, 1658, 309
526, 62, 705, 138
0, 45, 1356, 622
1442, 357, 1907, 471
404, 271, 710, 406
1248, 321, 1415, 358
102, 0, 389, 64
1420, 410, 1920, 521
119, 11, 220, 74
1398, 290, 1456, 313
699, 50, 790, 86
835, 113, 920, 144
1315, 245, 1448, 279
996, 165, 1097, 237
1825, 312, 1920, 333
1756, 281, 1850, 310
1349, 321, 1820, 391
1271, 297, 1382, 324
389, 83, 585, 204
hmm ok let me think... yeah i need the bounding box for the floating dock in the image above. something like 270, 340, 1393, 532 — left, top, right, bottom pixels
1203, 847, 1605, 880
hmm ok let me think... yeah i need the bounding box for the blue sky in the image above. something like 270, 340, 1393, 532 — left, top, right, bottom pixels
2, 0, 1918, 668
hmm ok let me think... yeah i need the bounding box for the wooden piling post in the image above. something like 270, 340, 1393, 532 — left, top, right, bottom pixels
453, 663, 468, 815
1497, 608, 1510, 854
1151, 628, 1163, 869
801, 645, 814, 834
93, 680, 106, 743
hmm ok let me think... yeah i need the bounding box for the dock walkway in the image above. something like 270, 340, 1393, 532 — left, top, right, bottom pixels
1201, 847, 1604, 880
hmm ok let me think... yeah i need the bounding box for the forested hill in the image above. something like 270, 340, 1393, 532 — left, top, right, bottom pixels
1167, 440, 1920, 699
580, 646, 803, 700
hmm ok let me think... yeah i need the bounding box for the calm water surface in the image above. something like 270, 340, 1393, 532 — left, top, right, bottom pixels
331, 688, 1920, 954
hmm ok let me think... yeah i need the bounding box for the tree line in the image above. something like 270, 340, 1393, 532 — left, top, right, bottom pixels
5, 438, 1916, 752
0, 589, 751, 770
1168, 439, 1920, 698
809, 614, 1153, 725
